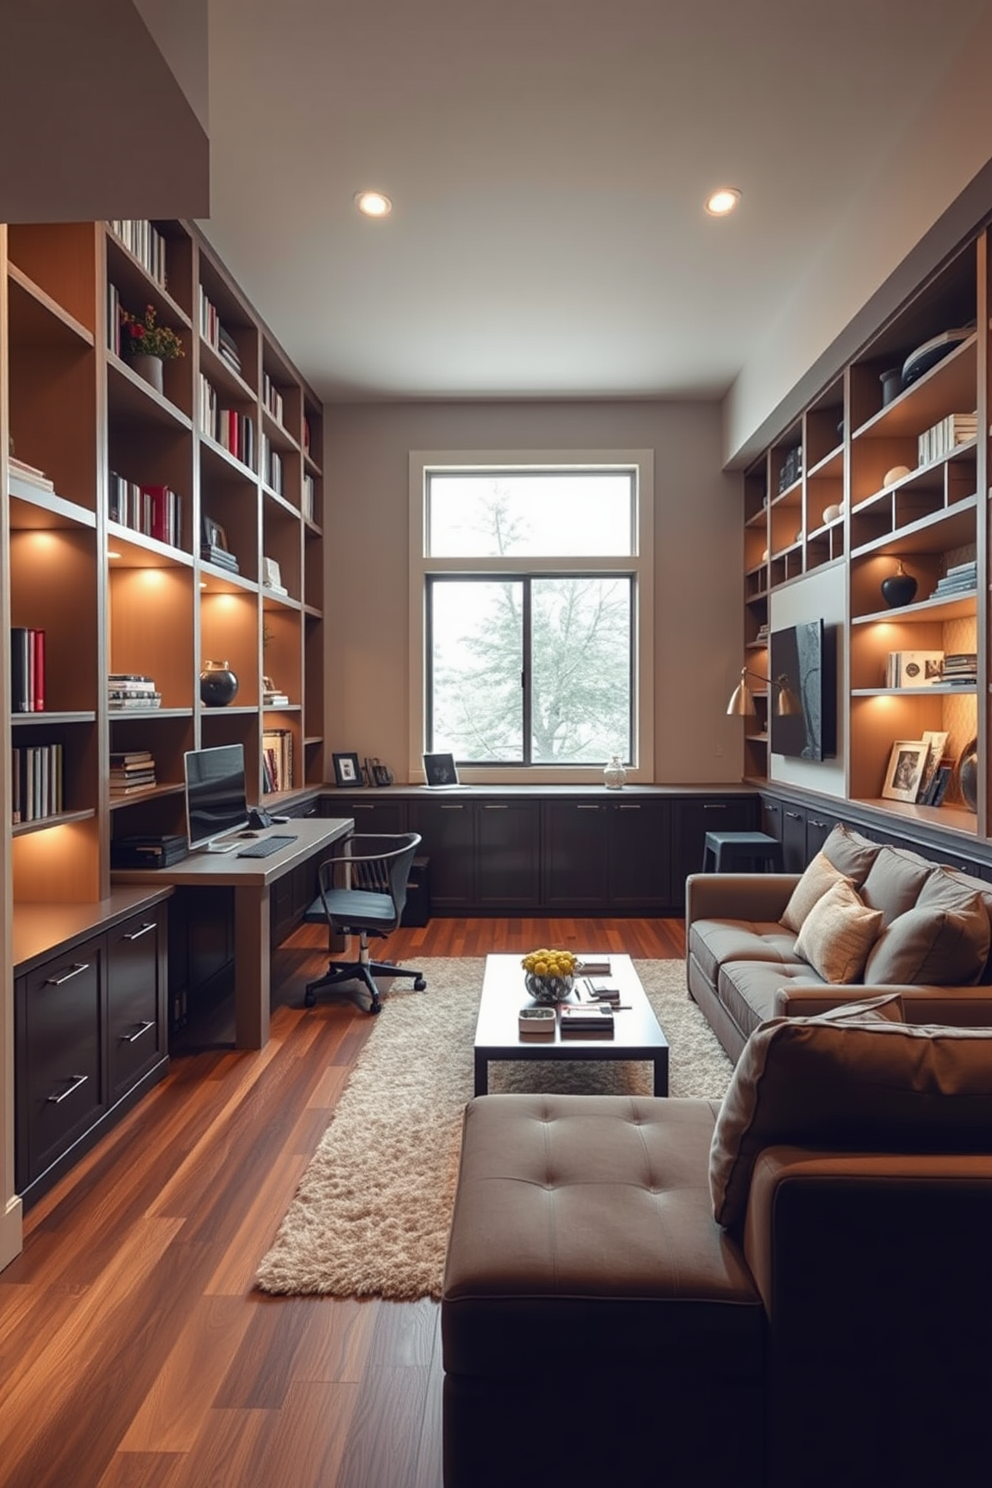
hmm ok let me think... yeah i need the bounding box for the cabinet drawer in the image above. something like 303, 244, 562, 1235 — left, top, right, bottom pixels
17, 951, 105, 1187
107, 911, 165, 1102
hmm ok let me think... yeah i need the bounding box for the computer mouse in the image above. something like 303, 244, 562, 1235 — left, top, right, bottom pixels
238, 830, 261, 838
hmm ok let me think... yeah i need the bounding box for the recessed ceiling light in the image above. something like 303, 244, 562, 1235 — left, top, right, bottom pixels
354, 190, 392, 218
705, 187, 741, 217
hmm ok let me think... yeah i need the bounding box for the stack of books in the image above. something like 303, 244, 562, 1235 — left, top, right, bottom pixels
918, 412, 977, 466
111, 833, 188, 869
263, 686, 290, 707
8, 456, 54, 493
560, 1004, 615, 1038
929, 559, 977, 600
941, 653, 978, 686
10, 626, 45, 712
200, 540, 239, 573
108, 674, 161, 710
110, 749, 157, 796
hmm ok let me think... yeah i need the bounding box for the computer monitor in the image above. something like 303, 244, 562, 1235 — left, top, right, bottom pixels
183, 743, 251, 852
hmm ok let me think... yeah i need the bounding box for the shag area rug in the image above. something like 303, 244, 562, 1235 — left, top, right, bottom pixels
255, 957, 733, 1300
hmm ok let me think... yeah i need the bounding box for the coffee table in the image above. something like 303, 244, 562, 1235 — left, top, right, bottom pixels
473, 953, 669, 1096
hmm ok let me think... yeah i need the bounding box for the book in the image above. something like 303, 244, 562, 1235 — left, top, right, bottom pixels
559, 1004, 615, 1034
577, 956, 611, 974
10, 627, 33, 712
110, 750, 154, 765
885, 650, 943, 688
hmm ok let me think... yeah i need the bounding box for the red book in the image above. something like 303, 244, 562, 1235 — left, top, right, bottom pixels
32, 628, 44, 711
143, 485, 171, 544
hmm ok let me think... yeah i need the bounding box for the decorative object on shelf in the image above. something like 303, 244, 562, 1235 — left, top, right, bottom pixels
822, 503, 841, 524
761, 547, 769, 562
901, 326, 973, 387
364, 756, 394, 787
881, 739, 928, 802
915, 730, 949, 803
883, 464, 911, 487
603, 754, 627, 789
880, 560, 918, 608
199, 659, 239, 707
423, 751, 459, 787
726, 667, 801, 718
262, 675, 290, 707
331, 751, 363, 787
521, 948, 579, 1005
955, 737, 979, 812
879, 367, 903, 406
777, 445, 802, 492
262, 555, 288, 595
885, 649, 943, 688
120, 303, 183, 392
200, 515, 239, 573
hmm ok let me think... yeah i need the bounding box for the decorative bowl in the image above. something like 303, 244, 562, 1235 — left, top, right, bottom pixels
524, 972, 575, 1005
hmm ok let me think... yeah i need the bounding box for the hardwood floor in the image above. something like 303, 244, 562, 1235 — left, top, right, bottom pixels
0, 916, 685, 1488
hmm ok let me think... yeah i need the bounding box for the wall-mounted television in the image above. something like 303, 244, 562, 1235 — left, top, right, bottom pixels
769, 619, 837, 761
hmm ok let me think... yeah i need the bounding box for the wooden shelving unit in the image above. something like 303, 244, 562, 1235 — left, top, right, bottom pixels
739, 227, 987, 845
2, 218, 326, 947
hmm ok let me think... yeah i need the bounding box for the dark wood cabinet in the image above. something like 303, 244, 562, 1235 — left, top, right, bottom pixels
476, 801, 541, 908
608, 799, 672, 909
543, 800, 609, 907
673, 795, 760, 887
781, 805, 807, 873
333, 795, 409, 835
15, 896, 169, 1203
408, 798, 475, 908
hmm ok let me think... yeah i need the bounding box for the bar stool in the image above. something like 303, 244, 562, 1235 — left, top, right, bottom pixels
702, 830, 784, 873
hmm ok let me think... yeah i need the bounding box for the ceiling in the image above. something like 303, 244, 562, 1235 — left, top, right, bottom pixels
198, 0, 990, 407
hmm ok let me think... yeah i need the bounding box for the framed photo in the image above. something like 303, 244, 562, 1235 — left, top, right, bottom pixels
201, 515, 229, 551
331, 751, 363, 787
882, 740, 927, 802
423, 751, 459, 787
915, 730, 949, 802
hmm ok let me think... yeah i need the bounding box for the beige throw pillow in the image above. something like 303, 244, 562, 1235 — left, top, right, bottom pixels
709, 1007, 992, 1230
780, 851, 852, 933
794, 878, 883, 983
864, 898, 990, 986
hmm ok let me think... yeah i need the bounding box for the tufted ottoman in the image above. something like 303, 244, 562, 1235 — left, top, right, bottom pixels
441, 1092, 766, 1488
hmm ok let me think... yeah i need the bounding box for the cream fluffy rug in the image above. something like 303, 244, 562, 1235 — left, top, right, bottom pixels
255, 957, 733, 1300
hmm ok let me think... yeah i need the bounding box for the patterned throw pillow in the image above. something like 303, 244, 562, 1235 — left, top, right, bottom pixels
780, 851, 852, 934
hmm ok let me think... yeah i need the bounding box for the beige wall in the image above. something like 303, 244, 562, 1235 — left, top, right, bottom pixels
324, 399, 745, 784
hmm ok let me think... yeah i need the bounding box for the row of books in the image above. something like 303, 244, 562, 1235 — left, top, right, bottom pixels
10, 627, 45, 712
262, 727, 293, 792
198, 376, 256, 468
107, 282, 124, 357
928, 559, 977, 600
108, 674, 162, 711
108, 220, 168, 288
198, 286, 242, 376
262, 371, 285, 427
885, 649, 977, 688
12, 743, 63, 822
261, 433, 284, 496
110, 749, 157, 797
917, 412, 976, 467
303, 472, 316, 522
942, 652, 978, 685
109, 473, 184, 548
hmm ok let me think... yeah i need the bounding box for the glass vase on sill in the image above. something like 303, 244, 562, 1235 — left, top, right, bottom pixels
603, 754, 627, 789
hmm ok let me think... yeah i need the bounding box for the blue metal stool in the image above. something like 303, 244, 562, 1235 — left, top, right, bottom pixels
702, 830, 784, 873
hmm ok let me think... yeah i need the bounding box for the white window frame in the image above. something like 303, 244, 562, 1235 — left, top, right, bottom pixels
408, 449, 655, 784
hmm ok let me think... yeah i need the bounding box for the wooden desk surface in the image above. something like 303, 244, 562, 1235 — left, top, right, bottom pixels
111, 817, 354, 887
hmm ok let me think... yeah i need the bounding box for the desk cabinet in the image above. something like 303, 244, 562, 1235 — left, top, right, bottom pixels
476, 801, 541, 908
15, 901, 169, 1204
543, 801, 609, 907
608, 799, 673, 909
408, 799, 475, 909
674, 796, 760, 886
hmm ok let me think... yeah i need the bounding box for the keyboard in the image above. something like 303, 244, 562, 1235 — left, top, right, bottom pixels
236, 833, 298, 858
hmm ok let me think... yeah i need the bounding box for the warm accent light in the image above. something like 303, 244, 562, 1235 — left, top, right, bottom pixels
107, 550, 122, 559
354, 190, 392, 218
726, 667, 801, 717
705, 186, 741, 217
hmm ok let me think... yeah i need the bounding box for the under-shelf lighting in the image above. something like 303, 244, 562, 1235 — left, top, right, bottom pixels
705, 186, 741, 217
354, 189, 392, 218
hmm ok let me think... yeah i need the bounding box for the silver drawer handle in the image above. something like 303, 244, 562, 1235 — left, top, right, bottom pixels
809, 819, 827, 828
351, 803, 375, 809
45, 962, 90, 986
440, 804, 464, 810
122, 922, 156, 942
121, 1020, 155, 1044
786, 811, 802, 819
484, 804, 507, 810
618, 804, 641, 810
577, 804, 601, 811
47, 1073, 88, 1104
703, 804, 726, 811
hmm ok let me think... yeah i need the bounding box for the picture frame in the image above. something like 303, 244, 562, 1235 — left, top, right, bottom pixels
882, 739, 927, 802
915, 729, 949, 802
331, 751, 363, 787
201, 515, 229, 551
423, 751, 459, 787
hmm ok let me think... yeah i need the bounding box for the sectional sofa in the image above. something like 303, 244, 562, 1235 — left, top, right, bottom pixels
686, 823, 992, 1061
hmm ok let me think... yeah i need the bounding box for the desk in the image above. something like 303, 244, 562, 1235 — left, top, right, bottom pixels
113, 817, 353, 1049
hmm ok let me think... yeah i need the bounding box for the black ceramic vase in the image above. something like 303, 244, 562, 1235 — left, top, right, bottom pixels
880, 562, 917, 608
199, 659, 239, 706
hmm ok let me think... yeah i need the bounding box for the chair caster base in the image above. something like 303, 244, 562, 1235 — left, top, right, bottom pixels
304, 988, 316, 1008
414, 976, 427, 991
369, 998, 382, 1015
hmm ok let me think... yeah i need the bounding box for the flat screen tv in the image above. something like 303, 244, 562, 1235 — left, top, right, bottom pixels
769, 619, 836, 761
184, 743, 250, 851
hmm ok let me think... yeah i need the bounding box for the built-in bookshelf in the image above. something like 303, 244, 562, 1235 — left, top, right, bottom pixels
2, 217, 325, 932
739, 227, 986, 846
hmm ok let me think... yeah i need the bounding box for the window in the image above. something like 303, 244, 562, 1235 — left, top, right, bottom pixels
410, 452, 654, 782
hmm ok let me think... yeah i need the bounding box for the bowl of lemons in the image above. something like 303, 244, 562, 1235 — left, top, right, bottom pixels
521, 948, 581, 1004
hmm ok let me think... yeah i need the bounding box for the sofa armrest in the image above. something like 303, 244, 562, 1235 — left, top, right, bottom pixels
774, 983, 992, 1025
685, 871, 800, 927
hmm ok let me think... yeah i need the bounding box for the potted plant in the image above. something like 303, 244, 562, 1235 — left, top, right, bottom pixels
119, 303, 183, 392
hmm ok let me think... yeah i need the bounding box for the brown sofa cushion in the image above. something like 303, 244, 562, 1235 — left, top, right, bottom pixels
919, 868, 992, 985
820, 822, 881, 885
709, 1005, 992, 1230
780, 850, 852, 933
864, 896, 991, 987
794, 879, 883, 983
860, 845, 934, 925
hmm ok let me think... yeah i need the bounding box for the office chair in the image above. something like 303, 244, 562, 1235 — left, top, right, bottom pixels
303, 832, 427, 1014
